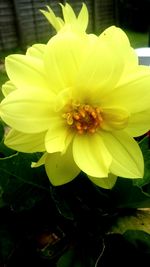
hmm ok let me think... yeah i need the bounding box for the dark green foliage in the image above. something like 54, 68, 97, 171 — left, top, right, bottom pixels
0, 121, 150, 266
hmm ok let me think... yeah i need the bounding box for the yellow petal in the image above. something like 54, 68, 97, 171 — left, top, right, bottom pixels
77, 3, 88, 32
44, 31, 87, 93
40, 6, 63, 32
101, 107, 129, 131
26, 44, 46, 59
99, 26, 138, 72
45, 118, 73, 153
60, 3, 76, 24
5, 54, 49, 91
73, 133, 112, 177
45, 146, 80, 186
32, 152, 48, 168
0, 88, 54, 133
88, 173, 117, 189
76, 35, 124, 99
100, 26, 130, 46
100, 130, 144, 178
5, 129, 45, 152
54, 87, 72, 112
2, 80, 16, 97
101, 66, 150, 113
126, 109, 150, 137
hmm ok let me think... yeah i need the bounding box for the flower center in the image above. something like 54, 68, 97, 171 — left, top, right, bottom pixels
63, 104, 103, 134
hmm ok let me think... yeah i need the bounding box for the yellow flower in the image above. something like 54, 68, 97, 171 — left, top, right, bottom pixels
40, 3, 88, 33
1, 25, 150, 188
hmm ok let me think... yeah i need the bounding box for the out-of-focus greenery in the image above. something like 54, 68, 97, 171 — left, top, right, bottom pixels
124, 29, 149, 48
0, 67, 7, 101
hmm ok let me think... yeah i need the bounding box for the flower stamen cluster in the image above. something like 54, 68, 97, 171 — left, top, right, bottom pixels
63, 104, 103, 134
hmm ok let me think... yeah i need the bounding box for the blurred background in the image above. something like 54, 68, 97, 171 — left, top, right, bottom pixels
0, 0, 150, 88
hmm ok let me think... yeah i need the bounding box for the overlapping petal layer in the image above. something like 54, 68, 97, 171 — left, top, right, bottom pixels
99, 26, 138, 74
88, 173, 117, 189
5, 129, 46, 152
26, 44, 46, 59
45, 118, 73, 153
2, 81, 16, 97
44, 31, 88, 93
0, 88, 55, 133
5, 55, 49, 91
101, 66, 150, 113
45, 146, 80, 186
75, 36, 123, 98
126, 109, 150, 137
73, 133, 112, 177
100, 131, 144, 178
101, 107, 129, 131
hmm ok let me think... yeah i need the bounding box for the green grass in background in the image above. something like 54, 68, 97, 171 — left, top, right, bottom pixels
0, 65, 8, 100
124, 29, 149, 48
0, 71, 8, 85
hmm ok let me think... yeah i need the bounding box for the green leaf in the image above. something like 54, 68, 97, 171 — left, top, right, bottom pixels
99, 232, 150, 266
57, 249, 81, 267
0, 152, 47, 186
0, 120, 4, 142
133, 136, 150, 188
0, 121, 15, 158
0, 224, 15, 264
112, 178, 150, 208
0, 151, 50, 211
124, 230, 150, 253
57, 248, 91, 267
111, 210, 150, 234
50, 186, 74, 220
0, 185, 5, 208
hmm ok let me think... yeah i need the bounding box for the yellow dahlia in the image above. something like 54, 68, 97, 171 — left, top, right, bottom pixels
1, 25, 150, 188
